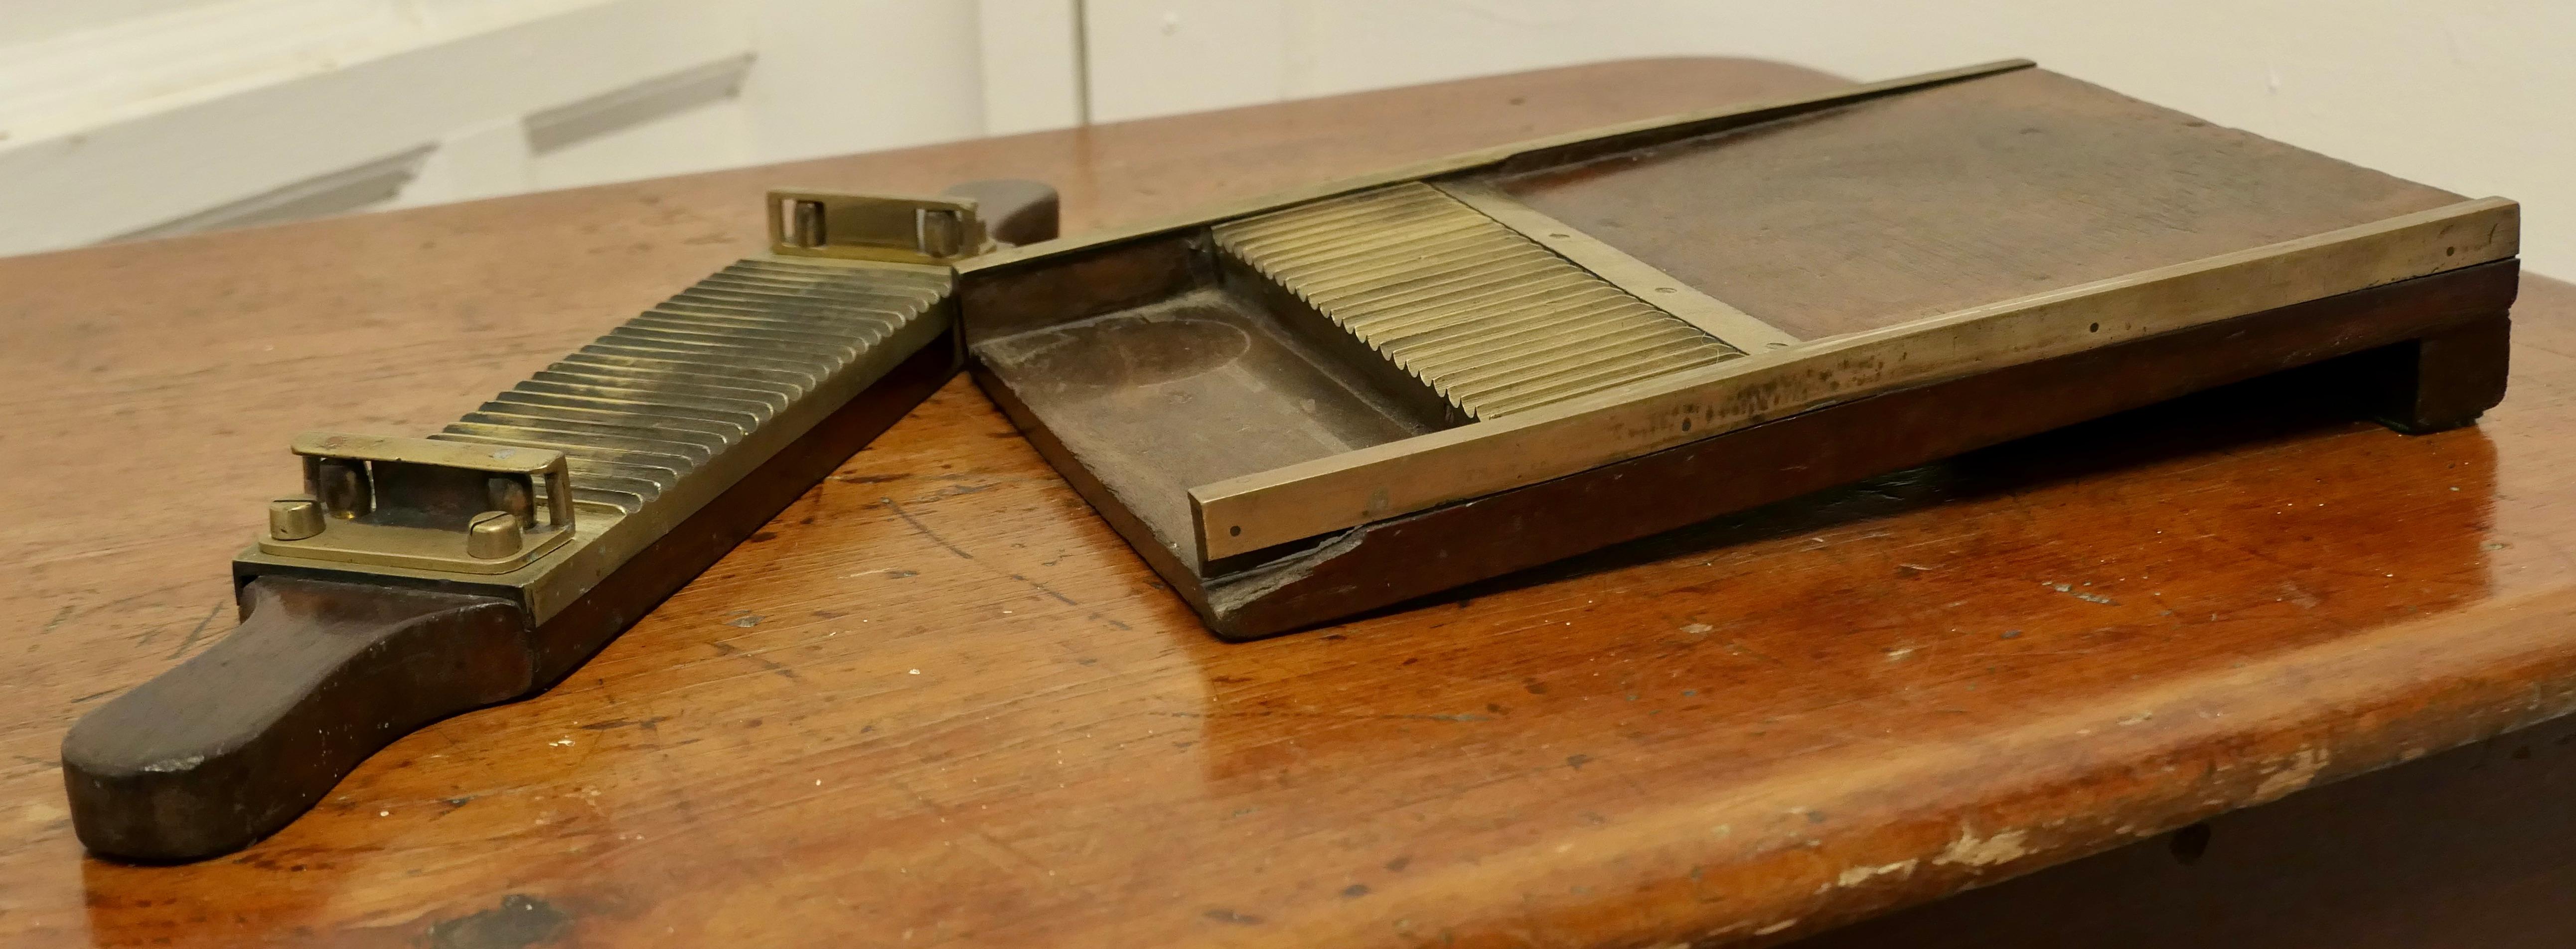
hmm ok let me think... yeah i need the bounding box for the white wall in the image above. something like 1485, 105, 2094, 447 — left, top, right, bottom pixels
1083, 0, 2576, 276
3, 0, 2570, 278
0, 0, 1080, 256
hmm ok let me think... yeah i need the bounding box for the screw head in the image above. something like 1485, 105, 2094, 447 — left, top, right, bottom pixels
267, 498, 324, 541
465, 510, 523, 559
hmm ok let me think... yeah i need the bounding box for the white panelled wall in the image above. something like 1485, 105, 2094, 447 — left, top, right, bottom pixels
3, 0, 2570, 276
0, 0, 1079, 256
1083, 0, 2576, 277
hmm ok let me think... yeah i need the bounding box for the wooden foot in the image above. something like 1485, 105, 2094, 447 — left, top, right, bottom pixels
2363, 314, 2512, 434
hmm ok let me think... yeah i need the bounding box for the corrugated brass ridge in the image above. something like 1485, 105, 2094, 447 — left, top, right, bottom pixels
1212, 182, 1744, 419
235, 248, 955, 625
428, 258, 946, 515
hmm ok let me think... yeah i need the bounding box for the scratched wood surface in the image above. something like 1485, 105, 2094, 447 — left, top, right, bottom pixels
5, 57, 2576, 948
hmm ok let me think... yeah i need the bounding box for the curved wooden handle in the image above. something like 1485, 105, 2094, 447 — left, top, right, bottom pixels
62, 577, 532, 861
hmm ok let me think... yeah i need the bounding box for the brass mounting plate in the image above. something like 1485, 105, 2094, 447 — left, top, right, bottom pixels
766, 189, 995, 265
258, 518, 574, 574
257, 432, 577, 574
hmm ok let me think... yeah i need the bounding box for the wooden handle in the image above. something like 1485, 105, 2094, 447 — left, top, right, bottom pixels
943, 179, 1060, 247
61, 577, 531, 861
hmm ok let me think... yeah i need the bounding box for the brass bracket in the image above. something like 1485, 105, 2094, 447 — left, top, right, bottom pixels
766, 189, 993, 265
257, 432, 576, 575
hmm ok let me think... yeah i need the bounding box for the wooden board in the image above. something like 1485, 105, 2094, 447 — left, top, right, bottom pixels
1506, 67, 2469, 339
9, 57, 2576, 948
963, 64, 2515, 632
1183, 269, 2516, 637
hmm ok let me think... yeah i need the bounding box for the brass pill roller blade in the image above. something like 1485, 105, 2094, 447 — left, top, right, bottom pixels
59, 180, 1059, 862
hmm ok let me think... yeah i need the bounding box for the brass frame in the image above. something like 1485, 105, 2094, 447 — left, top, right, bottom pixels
255, 433, 578, 574
1187, 198, 2518, 559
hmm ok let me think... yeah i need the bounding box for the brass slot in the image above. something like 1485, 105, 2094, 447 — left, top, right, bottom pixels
259, 433, 577, 574
766, 189, 993, 265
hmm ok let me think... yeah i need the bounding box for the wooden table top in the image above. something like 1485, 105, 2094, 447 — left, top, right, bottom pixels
7, 57, 2576, 949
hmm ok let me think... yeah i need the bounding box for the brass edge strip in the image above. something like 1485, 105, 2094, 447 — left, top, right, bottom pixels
1432, 179, 1800, 351
1187, 197, 2520, 561
956, 59, 2036, 278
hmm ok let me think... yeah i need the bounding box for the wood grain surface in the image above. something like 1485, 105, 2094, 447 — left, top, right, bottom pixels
5, 57, 2574, 948
1505, 66, 2470, 339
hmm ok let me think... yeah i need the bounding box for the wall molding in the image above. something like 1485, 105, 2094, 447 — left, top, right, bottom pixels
0, 0, 754, 255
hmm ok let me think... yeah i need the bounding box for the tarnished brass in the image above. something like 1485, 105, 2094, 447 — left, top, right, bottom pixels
258, 433, 576, 574
265, 499, 323, 541
1213, 181, 1747, 420
766, 189, 994, 266
291, 432, 575, 521
313, 458, 370, 519
464, 511, 524, 559
233, 190, 1010, 600
236, 221, 961, 617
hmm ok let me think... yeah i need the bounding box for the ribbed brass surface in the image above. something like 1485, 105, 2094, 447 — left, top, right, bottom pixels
1212, 182, 1743, 419
429, 258, 948, 515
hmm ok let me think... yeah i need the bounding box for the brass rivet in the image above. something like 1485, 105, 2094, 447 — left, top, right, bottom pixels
465, 510, 523, 559
267, 498, 324, 541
